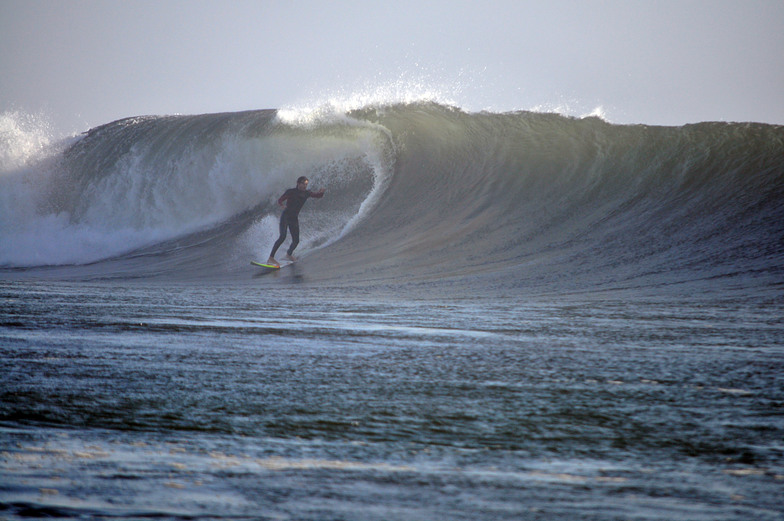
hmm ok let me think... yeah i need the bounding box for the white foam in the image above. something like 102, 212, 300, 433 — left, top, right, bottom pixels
0, 110, 54, 172
277, 76, 459, 127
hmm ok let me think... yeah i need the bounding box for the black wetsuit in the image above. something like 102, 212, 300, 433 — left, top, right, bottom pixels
269, 187, 324, 258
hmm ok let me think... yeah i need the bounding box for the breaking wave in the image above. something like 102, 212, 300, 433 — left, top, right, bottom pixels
1, 103, 782, 295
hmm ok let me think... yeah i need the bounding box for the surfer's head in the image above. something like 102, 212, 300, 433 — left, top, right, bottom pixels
296, 176, 309, 188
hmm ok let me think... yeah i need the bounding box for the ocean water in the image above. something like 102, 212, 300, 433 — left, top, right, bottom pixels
1, 103, 783, 519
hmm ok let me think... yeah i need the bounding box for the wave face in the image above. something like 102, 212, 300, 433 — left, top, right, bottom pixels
2, 104, 783, 295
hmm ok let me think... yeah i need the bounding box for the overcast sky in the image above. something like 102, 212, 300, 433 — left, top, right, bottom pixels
2, 0, 783, 136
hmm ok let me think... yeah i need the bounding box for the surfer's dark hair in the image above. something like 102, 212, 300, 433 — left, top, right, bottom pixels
297, 176, 309, 184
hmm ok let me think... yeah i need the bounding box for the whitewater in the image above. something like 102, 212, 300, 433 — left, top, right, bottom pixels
1, 102, 783, 520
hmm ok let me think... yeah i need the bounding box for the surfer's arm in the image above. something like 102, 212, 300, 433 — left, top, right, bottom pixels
277, 192, 290, 207
311, 188, 325, 198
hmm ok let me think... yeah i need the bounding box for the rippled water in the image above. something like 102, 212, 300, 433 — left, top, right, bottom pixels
2, 280, 783, 519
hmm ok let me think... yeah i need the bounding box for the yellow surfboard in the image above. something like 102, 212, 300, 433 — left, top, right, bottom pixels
250, 261, 280, 269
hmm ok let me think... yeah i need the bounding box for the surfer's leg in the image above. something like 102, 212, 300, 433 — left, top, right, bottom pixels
286, 217, 300, 258
269, 212, 289, 259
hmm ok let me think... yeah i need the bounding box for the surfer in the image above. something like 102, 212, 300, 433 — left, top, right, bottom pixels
267, 176, 325, 267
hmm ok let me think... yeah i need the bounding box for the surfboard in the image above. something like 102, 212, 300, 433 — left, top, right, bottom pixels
251, 261, 281, 269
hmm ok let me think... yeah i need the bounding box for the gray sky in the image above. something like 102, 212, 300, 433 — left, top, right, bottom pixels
2, 0, 783, 136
